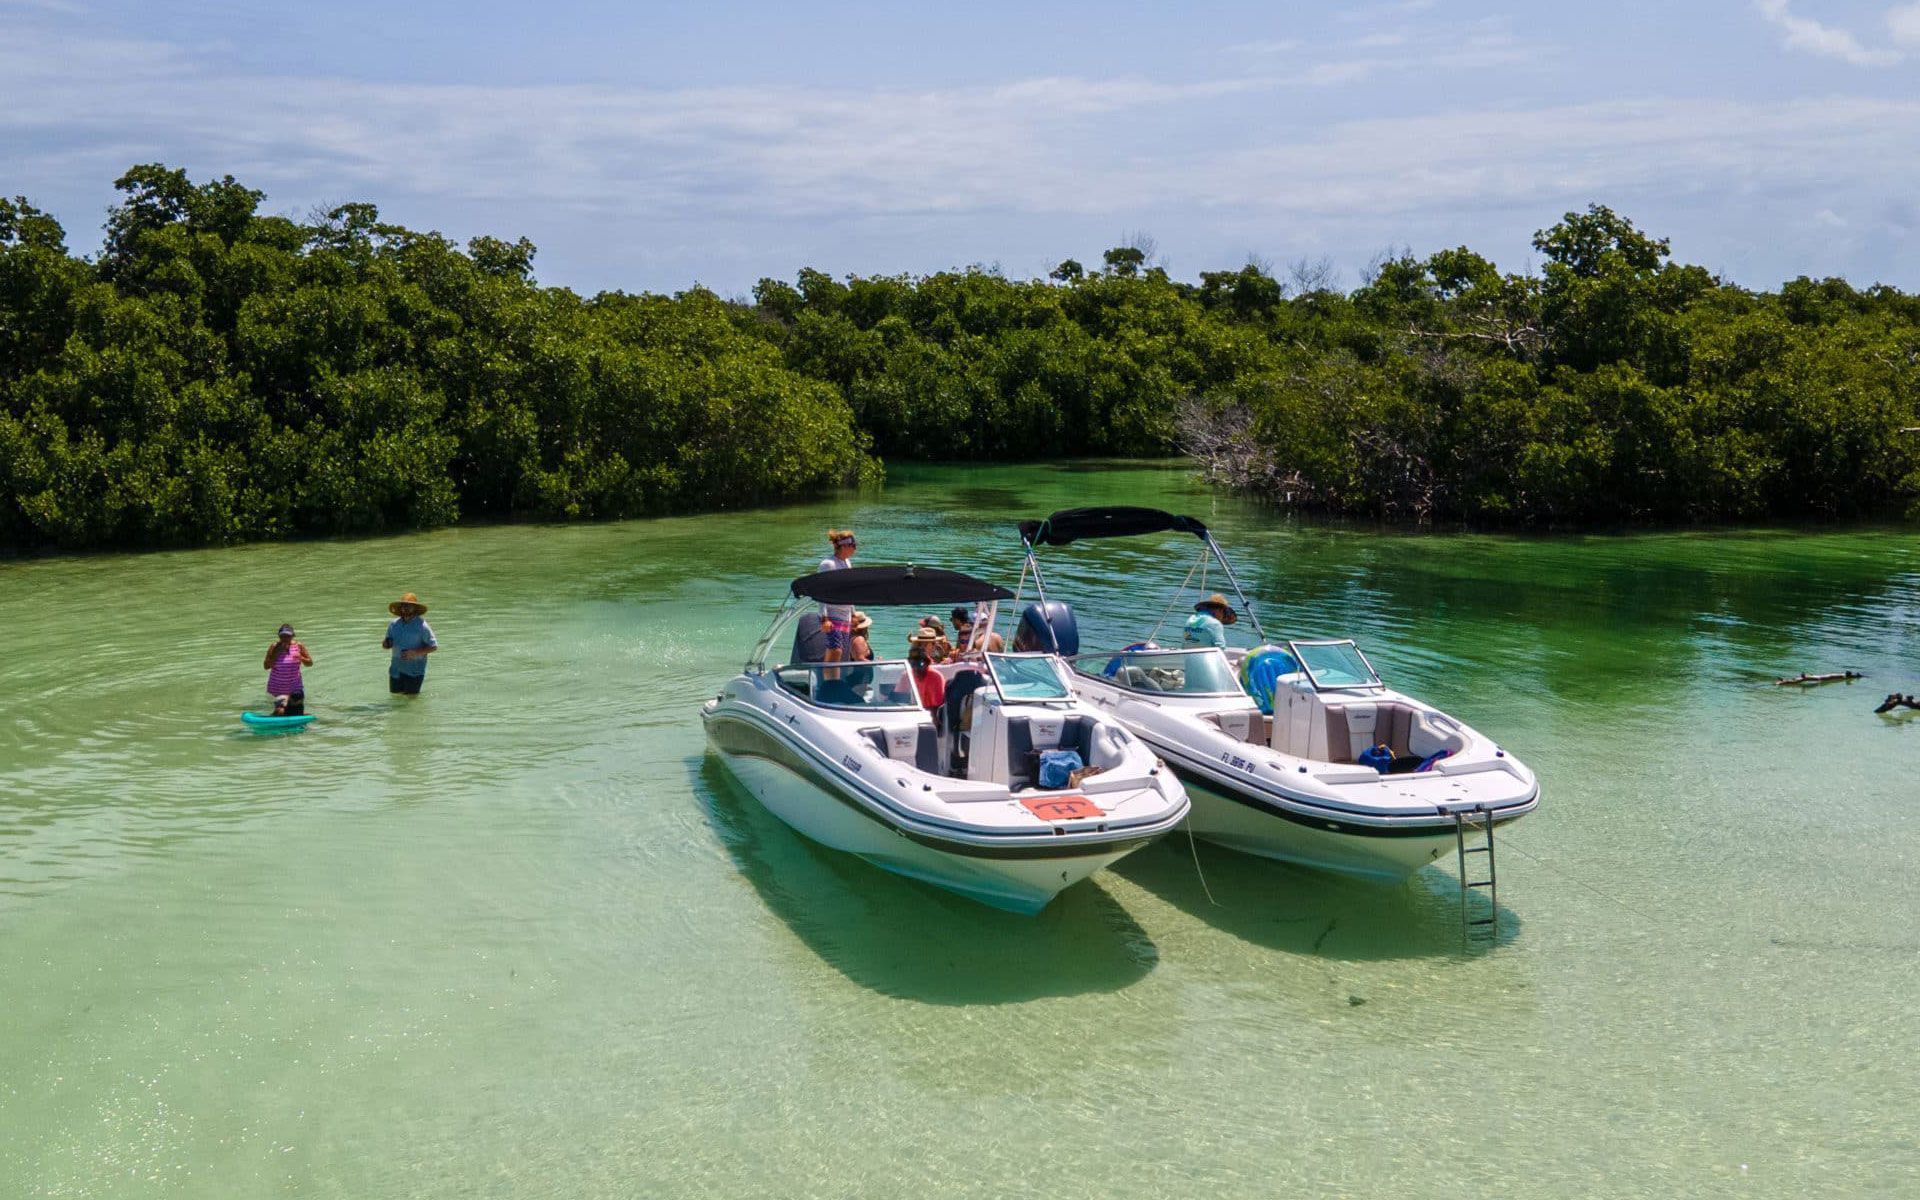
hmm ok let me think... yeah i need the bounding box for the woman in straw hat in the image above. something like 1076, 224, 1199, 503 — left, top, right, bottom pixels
381, 592, 438, 695
890, 627, 948, 711
1182, 593, 1238, 650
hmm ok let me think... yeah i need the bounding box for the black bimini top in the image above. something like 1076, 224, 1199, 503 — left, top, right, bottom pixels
1017, 506, 1209, 547
790, 564, 1015, 607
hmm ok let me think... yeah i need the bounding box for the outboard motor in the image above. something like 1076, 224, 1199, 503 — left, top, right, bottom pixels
1015, 601, 1079, 656
789, 612, 826, 664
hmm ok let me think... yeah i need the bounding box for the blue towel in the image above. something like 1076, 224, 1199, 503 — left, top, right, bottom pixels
1356, 744, 1394, 773
1039, 749, 1084, 789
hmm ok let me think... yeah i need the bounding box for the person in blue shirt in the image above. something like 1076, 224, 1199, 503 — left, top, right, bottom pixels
382, 592, 438, 694
1182, 593, 1237, 649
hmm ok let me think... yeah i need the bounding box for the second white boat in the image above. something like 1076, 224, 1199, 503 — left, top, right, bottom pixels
1011, 507, 1540, 881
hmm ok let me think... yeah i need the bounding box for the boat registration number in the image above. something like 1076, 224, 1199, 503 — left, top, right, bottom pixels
1020, 796, 1103, 821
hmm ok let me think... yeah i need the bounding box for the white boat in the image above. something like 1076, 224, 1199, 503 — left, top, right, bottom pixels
1011, 507, 1539, 881
701, 563, 1190, 914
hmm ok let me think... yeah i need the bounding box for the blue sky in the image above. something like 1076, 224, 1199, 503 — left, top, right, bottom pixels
6, 0, 1920, 293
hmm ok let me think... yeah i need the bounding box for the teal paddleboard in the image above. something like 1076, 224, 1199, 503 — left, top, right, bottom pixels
241, 711, 315, 730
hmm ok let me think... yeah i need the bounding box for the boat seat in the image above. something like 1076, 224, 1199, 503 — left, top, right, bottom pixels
859, 725, 944, 775
1209, 709, 1269, 745
1324, 701, 1426, 762
1004, 715, 1096, 790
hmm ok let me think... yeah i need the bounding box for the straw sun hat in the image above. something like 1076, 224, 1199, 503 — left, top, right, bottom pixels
1194, 593, 1238, 625
388, 592, 429, 616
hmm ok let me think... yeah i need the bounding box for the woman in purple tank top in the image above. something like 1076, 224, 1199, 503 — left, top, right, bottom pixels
263, 623, 314, 715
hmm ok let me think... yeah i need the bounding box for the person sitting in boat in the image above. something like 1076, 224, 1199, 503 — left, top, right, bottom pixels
950, 606, 1004, 656
843, 612, 877, 693
891, 630, 949, 711
1183, 593, 1237, 649
916, 615, 954, 663
263, 623, 313, 716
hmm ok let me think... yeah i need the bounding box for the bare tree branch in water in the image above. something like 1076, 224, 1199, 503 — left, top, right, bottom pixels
1176, 395, 1286, 495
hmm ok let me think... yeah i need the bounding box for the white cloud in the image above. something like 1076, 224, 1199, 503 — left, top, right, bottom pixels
1199, 98, 1920, 224
1336, 0, 1437, 23
1228, 38, 1302, 55
6, 22, 1920, 289
1753, 0, 1900, 66
1230, 20, 1536, 88
1887, 2, 1920, 45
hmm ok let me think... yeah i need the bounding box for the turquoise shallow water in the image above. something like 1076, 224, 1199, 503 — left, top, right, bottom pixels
2, 462, 1917, 1197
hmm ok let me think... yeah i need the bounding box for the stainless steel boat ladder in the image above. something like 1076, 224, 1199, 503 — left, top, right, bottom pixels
1453, 806, 1498, 947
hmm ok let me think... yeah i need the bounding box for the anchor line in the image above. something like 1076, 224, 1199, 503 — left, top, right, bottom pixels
1492, 834, 1665, 927
1181, 817, 1220, 907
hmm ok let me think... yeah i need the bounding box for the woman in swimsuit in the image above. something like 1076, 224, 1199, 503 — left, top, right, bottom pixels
263, 624, 313, 715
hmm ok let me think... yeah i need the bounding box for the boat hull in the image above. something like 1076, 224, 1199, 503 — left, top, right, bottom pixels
1175, 767, 1529, 881
705, 712, 1156, 914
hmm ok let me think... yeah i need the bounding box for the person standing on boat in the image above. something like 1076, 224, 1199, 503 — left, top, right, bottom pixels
816, 530, 857, 666
383, 592, 438, 695
1183, 594, 1237, 649
263, 624, 312, 715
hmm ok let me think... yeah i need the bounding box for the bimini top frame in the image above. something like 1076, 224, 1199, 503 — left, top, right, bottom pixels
1014, 505, 1269, 647
748, 563, 1014, 672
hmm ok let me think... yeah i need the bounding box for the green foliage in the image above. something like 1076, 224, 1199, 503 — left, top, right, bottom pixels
0, 165, 874, 551
2, 170, 1913, 550
1188, 208, 1918, 525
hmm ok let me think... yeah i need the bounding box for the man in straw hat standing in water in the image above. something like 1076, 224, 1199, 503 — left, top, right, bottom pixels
382, 592, 438, 695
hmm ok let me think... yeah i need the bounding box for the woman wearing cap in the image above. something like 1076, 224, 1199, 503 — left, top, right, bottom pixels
817, 530, 858, 668
382, 592, 438, 695
1183, 593, 1238, 649
263, 624, 314, 715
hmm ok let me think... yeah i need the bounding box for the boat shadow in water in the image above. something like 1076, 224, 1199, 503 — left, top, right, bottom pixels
693, 756, 1159, 1005
1115, 834, 1523, 961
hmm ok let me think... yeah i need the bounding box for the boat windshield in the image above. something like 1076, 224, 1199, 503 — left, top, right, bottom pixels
775, 660, 923, 710
1072, 647, 1245, 696
985, 653, 1073, 702
1288, 640, 1382, 690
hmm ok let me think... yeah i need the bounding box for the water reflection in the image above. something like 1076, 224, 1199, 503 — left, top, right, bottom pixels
1114, 835, 1520, 961
692, 757, 1159, 1005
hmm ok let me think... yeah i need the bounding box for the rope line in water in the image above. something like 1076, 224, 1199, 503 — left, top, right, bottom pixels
1182, 817, 1220, 907
1494, 833, 1666, 926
